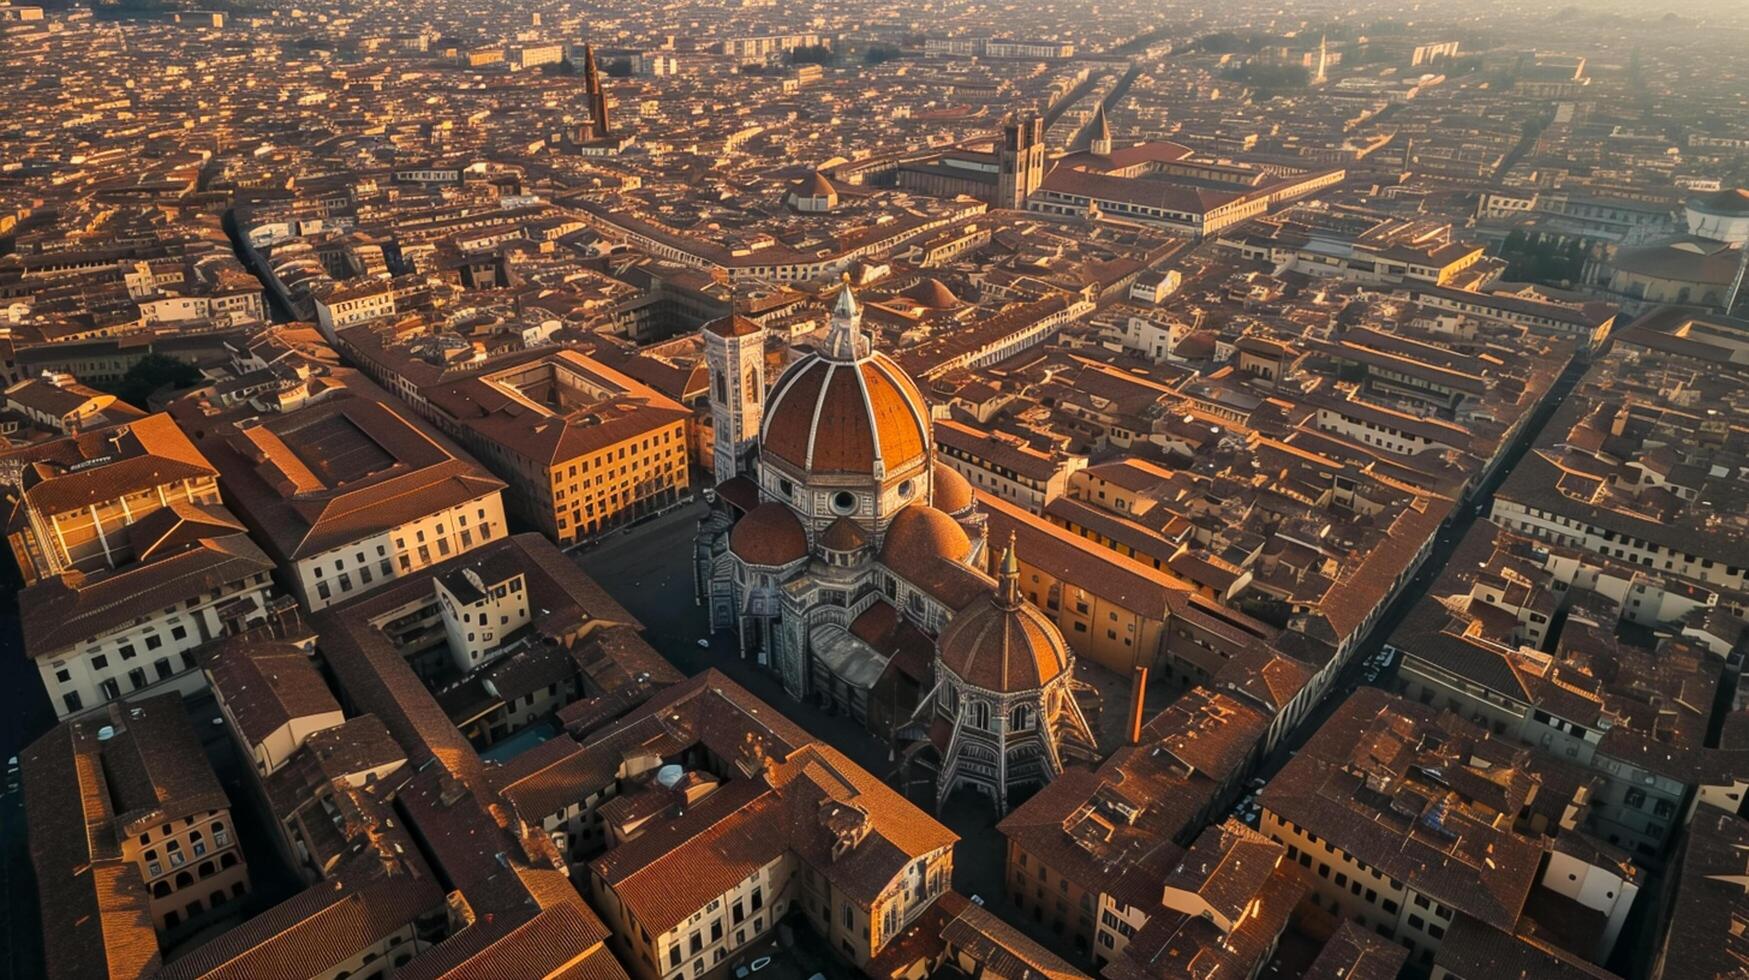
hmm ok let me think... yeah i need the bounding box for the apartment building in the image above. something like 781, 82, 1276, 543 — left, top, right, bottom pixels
422, 349, 691, 546
181, 382, 508, 611
1259, 689, 1641, 972
4, 413, 224, 585
22, 694, 250, 959
999, 688, 1268, 967
935, 418, 1085, 513
6, 415, 278, 719
575, 674, 956, 979
1391, 522, 1745, 862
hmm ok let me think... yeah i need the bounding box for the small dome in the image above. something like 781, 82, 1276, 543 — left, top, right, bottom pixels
819, 516, 869, 553
730, 502, 808, 567
932, 461, 973, 515
904, 278, 963, 309
880, 504, 972, 569
800, 171, 837, 197
936, 545, 1071, 693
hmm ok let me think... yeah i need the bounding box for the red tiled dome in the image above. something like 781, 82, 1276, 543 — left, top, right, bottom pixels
730, 501, 808, 567
819, 516, 869, 552
761, 353, 930, 478
904, 278, 962, 309
879, 504, 972, 569
936, 548, 1070, 693
932, 461, 973, 515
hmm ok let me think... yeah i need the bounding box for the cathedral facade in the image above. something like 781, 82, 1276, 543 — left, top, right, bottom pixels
694, 283, 1096, 811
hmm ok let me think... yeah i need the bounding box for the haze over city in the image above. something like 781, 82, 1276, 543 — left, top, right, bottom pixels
3, 1, 1749, 979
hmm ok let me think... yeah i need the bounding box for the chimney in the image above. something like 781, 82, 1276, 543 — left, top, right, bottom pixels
1127, 666, 1149, 746
218, 599, 251, 638
267, 595, 301, 638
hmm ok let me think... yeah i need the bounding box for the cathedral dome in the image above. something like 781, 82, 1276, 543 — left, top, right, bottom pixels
879, 504, 972, 569
931, 461, 974, 515
936, 545, 1071, 693
730, 501, 809, 567
761, 355, 931, 479
759, 282, 932, 481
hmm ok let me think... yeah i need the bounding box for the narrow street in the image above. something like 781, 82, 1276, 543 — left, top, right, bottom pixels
0, 562, 47, 980
1246, 352, 1586, 791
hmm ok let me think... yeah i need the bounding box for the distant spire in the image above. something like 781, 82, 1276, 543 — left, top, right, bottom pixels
825, 273, 867, 360
1090, 102, 1112, 157
582, 43, 611, 137
997, 532, 1022, 608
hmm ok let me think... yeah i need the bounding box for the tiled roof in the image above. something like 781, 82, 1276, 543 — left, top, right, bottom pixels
20, 527, 272, 654
205, 630, 337, 748
189, 384, 506, 561
20, 722, 162, 980
1301, 920, 1410, 980
8, 412, 216, 518
1260, 690, 1545, 933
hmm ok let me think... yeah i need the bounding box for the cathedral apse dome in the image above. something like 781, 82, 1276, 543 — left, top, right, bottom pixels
935, 547, 1071, 694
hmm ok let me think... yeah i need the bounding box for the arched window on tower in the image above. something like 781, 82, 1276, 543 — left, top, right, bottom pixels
972, 701, 990, 731
1011, 704, 1034, 732
715, 370, 726, 403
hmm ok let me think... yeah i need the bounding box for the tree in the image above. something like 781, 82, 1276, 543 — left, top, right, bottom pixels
102, 354, 203, 410
1220, 62, 1310, 91
787, 43, 835, 66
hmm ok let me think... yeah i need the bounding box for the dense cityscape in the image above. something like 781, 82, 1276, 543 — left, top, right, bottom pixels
2, 0, 1749, 977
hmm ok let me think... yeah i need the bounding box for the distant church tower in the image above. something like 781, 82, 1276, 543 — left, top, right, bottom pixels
703, 310, 766, 485
582, 43, 612, 139
1314, 34, 1329, 84
997, 112, 1046, 210
1089, 102, 1113, 157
